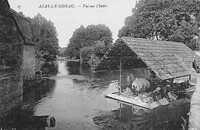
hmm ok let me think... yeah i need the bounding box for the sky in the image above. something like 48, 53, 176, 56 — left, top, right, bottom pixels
9, 0, 137, 47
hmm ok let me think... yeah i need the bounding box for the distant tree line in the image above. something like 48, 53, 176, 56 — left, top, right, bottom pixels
65, 24, 113, 59
58, 47, 67, 57
118, 0, 200, 50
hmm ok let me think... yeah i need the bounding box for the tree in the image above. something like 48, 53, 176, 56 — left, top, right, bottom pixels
65, 24, 113, 59
80, 46, 93, 61
30, 14, 59, 60
80, 41, 109, 61
93, 41, 110, 58
118, 0, 200, 50
58, 47, 67, 57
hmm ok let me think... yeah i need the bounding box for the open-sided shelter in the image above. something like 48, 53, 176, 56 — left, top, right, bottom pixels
95, 37, 200, 109
95, 37, 200, 80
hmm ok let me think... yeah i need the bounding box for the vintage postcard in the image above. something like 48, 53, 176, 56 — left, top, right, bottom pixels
1, 0, 200, 130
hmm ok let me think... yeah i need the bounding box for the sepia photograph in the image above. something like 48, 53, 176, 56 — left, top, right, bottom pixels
1, 0, 200, 130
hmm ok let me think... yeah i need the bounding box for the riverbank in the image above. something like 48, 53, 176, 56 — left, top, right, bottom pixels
189, 74, 200, 130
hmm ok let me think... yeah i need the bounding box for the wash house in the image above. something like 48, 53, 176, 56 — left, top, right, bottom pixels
94, 37, 200, 109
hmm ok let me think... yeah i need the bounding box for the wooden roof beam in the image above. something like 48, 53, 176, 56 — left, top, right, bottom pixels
105, 56, 138, 59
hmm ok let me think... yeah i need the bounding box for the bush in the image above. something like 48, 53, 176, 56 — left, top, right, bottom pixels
93, 41, 109, 58
80, 47, 94, 61
88, 53, 100, 70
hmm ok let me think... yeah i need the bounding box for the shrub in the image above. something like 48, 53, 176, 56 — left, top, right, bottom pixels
80, 46, 94, 61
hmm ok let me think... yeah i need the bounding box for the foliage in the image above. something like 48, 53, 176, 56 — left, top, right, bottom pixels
88, 53, 100, 70
80, 41, 109, 61
80, 46, 93, 61
58, 47, 67, 57
65, 24, 113, 59
80, 41, 109, 69
118, 0, 200, 50
41, 61, 58, 76
29, 14, 59, 59
93, 41, 110, 58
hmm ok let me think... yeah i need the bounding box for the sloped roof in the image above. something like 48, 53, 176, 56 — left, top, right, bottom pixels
9, 8, 33, 45
95, 37, 200, 80
0, 0, 34, 46
0, 0, 10, 10
0, 0, 33, 45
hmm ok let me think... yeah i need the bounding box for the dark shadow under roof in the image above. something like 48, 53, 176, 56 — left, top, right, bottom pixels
95, 37, 200, 80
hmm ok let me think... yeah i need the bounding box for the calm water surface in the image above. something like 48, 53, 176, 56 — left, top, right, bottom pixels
0, 60, 190, 130
34, 61, 120, 130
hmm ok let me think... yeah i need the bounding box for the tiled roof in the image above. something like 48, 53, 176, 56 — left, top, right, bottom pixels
0, 0, 33, 45
9, 8, 33, 45
95, 37, 200, 80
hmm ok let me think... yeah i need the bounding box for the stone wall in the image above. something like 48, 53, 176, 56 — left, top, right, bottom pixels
0, 13, 23, 117
23, 44, 36, 80
0, 77, 23, 117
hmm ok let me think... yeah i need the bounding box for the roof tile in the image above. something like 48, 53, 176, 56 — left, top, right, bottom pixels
95, 37, 200, 80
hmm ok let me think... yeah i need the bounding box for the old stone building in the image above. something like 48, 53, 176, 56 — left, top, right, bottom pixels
10, 8, 36, 80
0, 0, 35, 117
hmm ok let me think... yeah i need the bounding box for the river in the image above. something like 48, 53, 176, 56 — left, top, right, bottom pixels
0, 60, 190, 130
34, 61, 120, 130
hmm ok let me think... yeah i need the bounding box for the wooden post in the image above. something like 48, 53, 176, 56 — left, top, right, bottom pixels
119, 103, 122, 120
150, 69, 154, 93
119, 58, 122, 93
119, 58, 122, 120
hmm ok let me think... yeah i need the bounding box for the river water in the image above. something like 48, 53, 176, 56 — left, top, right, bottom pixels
0, 60, 190, 130
34, 61, 120, 130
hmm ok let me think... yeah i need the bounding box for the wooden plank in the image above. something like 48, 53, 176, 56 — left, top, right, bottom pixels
105, 56, 138, 59
105, 93, 169, 109
105, 93, 150, 109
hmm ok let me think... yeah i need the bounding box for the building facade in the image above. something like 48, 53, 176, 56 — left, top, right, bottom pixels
0, 0, 35, 117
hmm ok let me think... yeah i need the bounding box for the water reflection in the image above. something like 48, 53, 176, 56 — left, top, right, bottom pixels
0, 61, 191, 130
66, 62, 114, 89
0, 76, 57, 130
66, 61, 81, 75
94, 98, 190, 130
0, 111, 55, 130
66, 61, 151, 90
41, 61, 58, 77
23, 78, 56, 109
148, 98, 189, 130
